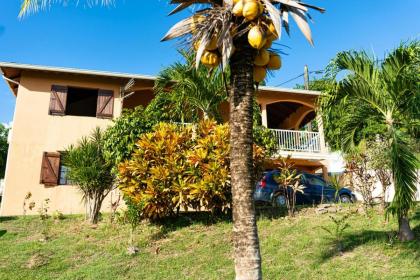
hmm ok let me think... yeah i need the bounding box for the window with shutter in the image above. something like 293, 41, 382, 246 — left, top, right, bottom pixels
49, 85, 68, 115
96, 89, 114, 119
40, 152, 61, 186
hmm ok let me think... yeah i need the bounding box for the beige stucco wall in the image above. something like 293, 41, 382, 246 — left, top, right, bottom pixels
0, 72, 123, 216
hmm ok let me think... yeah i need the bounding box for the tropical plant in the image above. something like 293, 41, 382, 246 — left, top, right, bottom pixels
161, 2, 324, 277
63, 128, 114, 224
118, 120, 268, 220
0, 123, 9, 178
273, 156, 304, 216
125, 198, 144, 255
328, 174, 343, 201
345, 142, 376, 210
118, 122, 194, 219
38, 198, 51, 241
103, 107, 156, 170
321, 213, 351, 254
366, 138, 392, 210
22, 192, 35, 216
319, 41, 420, 241
154, 51, 227, 122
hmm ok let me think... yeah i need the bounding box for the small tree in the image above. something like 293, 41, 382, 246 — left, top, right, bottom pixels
367, 139, 392, 210
63, 128, 114, 224
273, 157, 305, 217
345, 143, 376, 211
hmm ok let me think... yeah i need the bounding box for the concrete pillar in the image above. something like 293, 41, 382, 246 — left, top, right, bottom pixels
261, 103, 268, 127
316, 114, 327, 153
322, 166, 329, 181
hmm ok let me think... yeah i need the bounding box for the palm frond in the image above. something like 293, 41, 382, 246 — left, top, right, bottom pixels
163, 0, 324, 70
19, 0, 113, 18
386, 129, 418, 218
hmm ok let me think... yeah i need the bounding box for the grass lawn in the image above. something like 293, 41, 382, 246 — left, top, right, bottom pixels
0, 204, 419, 280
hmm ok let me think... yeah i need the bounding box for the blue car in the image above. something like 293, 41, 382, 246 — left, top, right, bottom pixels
254, 170, 356, 207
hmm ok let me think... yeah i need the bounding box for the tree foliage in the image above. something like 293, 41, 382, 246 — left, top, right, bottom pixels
103, 107, 156, 169
154, 51, 227, 123
0, 124, 9, 178
318, 41, 420, 240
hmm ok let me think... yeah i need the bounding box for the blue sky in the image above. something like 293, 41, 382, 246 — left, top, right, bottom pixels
0, 0, 419, 124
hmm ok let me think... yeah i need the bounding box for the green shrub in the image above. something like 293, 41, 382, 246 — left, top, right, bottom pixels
103, 107, 156, 170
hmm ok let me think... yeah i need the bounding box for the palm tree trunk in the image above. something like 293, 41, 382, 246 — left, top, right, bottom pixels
229, 43, 262, 280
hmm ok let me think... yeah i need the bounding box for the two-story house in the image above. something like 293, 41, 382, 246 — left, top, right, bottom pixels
0, 62, 332, 216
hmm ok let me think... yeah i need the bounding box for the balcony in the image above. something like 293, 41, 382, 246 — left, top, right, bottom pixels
269, 129, 321, 154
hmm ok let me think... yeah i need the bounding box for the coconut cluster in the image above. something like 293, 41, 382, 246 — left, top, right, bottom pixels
233, 0, 282, 82
193, 0, 283, 83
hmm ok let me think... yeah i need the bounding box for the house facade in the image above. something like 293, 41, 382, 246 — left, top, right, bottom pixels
0, 62, 332, 216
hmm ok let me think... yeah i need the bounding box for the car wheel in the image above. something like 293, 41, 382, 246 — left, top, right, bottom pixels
273, 195, 287, 207
340, 194, 352, 203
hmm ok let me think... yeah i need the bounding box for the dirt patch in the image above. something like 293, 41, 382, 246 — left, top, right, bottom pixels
26, 252, 52, 269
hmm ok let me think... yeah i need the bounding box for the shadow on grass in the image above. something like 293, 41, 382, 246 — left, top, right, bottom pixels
320, 228, 420, 262
0, 216, 18, 222
256, 206, 288, 220
150, 211, 232, 239
0, 229, 7, 238
255, 203, 319, 220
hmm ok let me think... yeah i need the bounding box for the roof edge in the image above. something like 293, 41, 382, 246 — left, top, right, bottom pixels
0, 62, 321, 96
0, 62, 157, 81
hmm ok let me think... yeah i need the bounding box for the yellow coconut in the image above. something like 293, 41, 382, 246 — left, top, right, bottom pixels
267, 53, 282, 70
201, 51, 220, 68
248, 26, 266, 49
193, 40, 200, 51
254, 49, 270, 66
263, 39, 272, 49
267, 22, 279, 41
191, 15, 205, 33
232, 0, 243, 17
243, 0, 262, 21
253, 66, 267, 83
206, 36, 218, 51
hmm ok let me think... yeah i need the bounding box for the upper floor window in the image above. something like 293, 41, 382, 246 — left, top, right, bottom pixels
49, 85, 114, 119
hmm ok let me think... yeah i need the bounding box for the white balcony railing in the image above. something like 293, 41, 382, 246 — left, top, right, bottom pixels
173, 123, 322, 153
269, 129, 321, 153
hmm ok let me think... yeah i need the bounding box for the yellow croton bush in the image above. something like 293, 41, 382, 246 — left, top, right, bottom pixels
117, 120, 268, 220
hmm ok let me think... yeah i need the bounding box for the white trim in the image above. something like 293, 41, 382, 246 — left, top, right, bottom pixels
0, 62, 157, 81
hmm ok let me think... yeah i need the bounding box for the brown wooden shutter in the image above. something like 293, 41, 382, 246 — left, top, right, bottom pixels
49, 85, 68, 115
96, 89, 114, 119
40, 152, 60, 186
